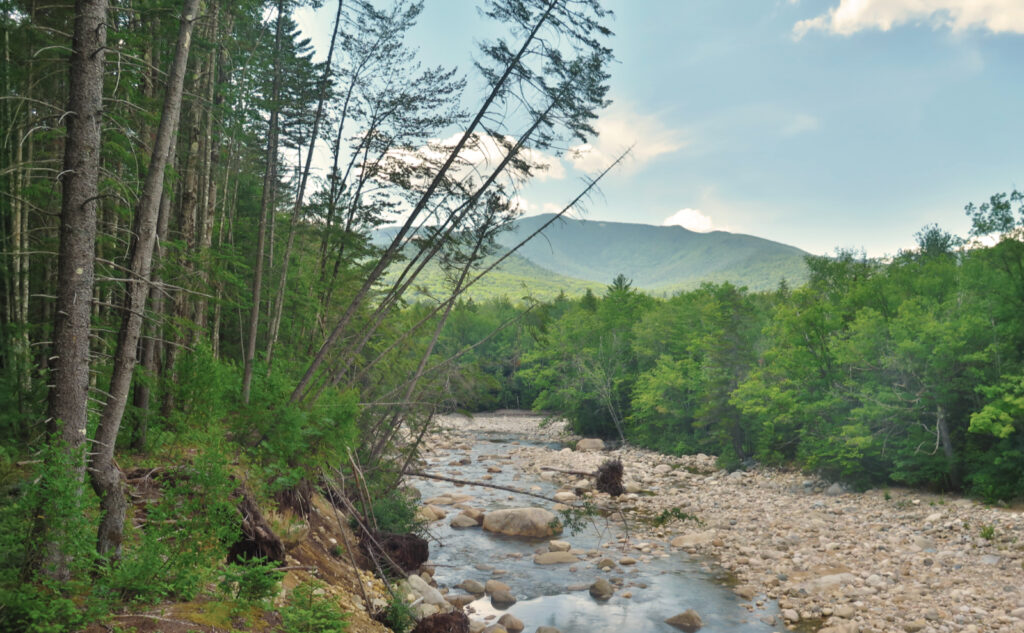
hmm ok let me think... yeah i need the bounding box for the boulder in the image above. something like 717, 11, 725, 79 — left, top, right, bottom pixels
497, 614, 524, 633
670, 531, 715, 548
451, 514, 480, 528
576, 438, 605, 452
553, 491, 576, 503
533, 551, 579, 565
665, 610, 703, 633
589, 578, 614, 600
406, 574, 448, 607
484, 579, 510, 595
483, 508, 562, 538
459, 579, 485, 594
490, 588, 517, 609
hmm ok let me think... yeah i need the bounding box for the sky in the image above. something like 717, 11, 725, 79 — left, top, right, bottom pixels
297, 0, 1024, 257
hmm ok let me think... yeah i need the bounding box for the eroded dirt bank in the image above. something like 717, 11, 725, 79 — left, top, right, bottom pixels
426, 412, 1024, 633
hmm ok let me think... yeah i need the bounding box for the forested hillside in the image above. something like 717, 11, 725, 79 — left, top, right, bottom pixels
0, 0, 616, 630
437, 212, 1024, 502
496, 214, 811, 292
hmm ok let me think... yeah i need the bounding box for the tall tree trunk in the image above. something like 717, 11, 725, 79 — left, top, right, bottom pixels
90, 0, 200, 559
241, 0, 286, 404
265, 0, 343, 375
46, 0, 108, 579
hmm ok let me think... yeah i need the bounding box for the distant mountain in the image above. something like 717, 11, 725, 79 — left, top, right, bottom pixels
400, 250, 604, 303
495, 214, 809, 293
375, 214, 810, 300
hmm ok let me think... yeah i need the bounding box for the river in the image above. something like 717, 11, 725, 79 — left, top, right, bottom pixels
413, 413, 782, 633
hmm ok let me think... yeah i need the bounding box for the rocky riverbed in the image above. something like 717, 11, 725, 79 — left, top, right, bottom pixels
415, 412, 1024, 633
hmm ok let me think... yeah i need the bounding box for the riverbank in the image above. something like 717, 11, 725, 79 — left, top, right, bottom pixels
427, 413, 1024, 633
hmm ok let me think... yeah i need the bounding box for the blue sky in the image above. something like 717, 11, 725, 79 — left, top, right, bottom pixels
298, 1, 1024, 256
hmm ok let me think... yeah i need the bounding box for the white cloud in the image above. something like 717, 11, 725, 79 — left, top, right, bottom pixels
568, 103, 685, 173
794, 0, 1024, 38
662, 208, 724, 233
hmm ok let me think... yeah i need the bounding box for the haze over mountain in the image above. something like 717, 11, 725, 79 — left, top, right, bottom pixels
378, 214, 810, 299
496, 214, 809, 293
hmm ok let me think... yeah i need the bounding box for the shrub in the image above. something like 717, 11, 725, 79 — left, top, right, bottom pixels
280, 581, 348, 633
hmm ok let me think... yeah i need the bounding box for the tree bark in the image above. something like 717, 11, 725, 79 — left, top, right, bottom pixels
46, 0, 108, 578
90, 0, 200, 559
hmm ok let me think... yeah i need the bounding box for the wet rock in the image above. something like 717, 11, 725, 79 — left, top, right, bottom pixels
489, 588, 517, 609
417, 505, 447, 522
619, 556, 637, 565
483, 508, 562, 538
451, 514, 480, 528
446, 593, 476, 608
459, 579, 485, 594
534, 551, 579, 565
596, 557, 616, 569
536, 628, 561, 633
497, 613, 524, 633
589, 578, 614, 600
665, 609, 703, 632
733, 585, 757, 600
548, 540, 571, 552
576, 438, 605, 452
484, 579, 510, 595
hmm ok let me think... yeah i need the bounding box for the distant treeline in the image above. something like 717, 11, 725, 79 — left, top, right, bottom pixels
436, 196, 1024, 501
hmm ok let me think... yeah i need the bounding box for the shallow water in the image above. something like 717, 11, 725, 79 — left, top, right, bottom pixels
416, 430, 781, 633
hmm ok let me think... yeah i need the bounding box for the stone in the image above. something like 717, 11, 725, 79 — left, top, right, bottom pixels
619, 556, 637, 565
482, 508, 562, 538
469, 620, 487, 633
904, 620, 927, 632
536, 628, 561, 633
482, 626, 508, 633
782, 608, 800, 622
548, 540, 571, 552
665, 609, 703, 632
451, 514, 480, 528
534, 551, 579, 565
489, 589, 517, 609
407, 574, 448, 607
446, 594, 476, 608
484, 579, 510, 595
733, 585, 758, 600
589, 578, 614, 600
576, 438, 605, 452
553, 491, 576, 503
596, 557, 616, 569
460, 579, 485, 594
834, 605, 856, 619
825, 483, 845, 496
671, 531, 715, 548
654, 464, 673, 474
497, 614, 524, 633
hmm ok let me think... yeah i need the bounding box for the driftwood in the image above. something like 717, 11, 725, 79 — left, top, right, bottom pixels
541, 458, 625, 497
407, 470, 562, 504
